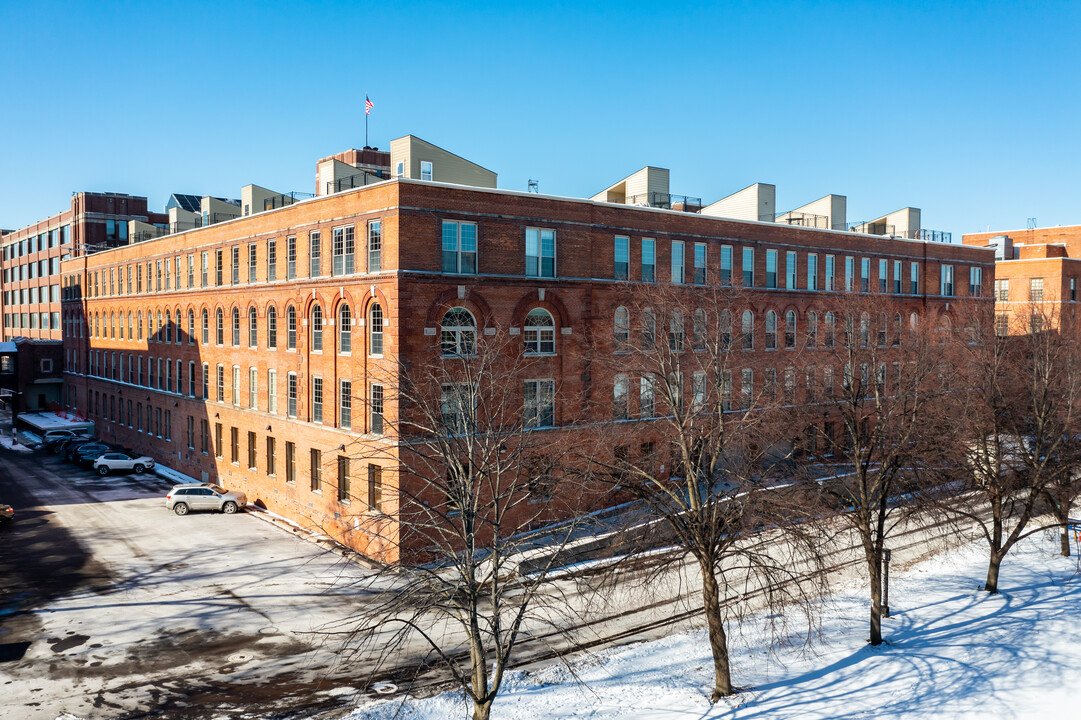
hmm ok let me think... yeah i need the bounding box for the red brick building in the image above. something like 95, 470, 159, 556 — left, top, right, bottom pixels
59, 168, 994, 560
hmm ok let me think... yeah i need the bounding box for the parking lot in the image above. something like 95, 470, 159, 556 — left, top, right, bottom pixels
0, 445, 376, 720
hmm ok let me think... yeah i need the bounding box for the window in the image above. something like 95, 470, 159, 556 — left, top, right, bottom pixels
766, 249, 777, 288
248, 244, 257, 282
1073, 277, 1077, 302
232, 308, 241, 346
368, 303, 384, 355
248, 308, 258, 347
267, 437, 276, 476
419, 160, 433, 181
969, 267, 983, 296
368, 465, 382, 511
232, 365, 240, 405
440, 307, 475, 356
202, 362, 209, 399
187, 255, 194, 287
910, 262, 920, 294
367, 220, 382, 271
614, 236, 629, 280
693, 308, 707, 351
614, 306, 630, 351
693, 243, 706, 284
395, 160, 404, 178
941, 264, 955, 296
1031, 314, 1043, 334
807, 253, 818, 290
285, 441, 296, 484
861, 257, 871, 292
332, 226, 354, 275
641, 307, 656, 348
216, 309, 224, 345
442, 221, 477, 274
785, 311, 796, 349
526, 228, 556, 278
765, 310, 777, 350
786, 251, 797, 289
187, 309, 195, 343
201, 309, 209, 345
200, 252, 208, 287
265, 367, 274, 412
741, 310, 754, 350
248, 431, 257, 470
524, 308, 555, 354
339, 304, 352, 353
215, 249, 223, 285
287, 372, 297, 417
741, 368, 753, 409
879, 259, 888, 293
338, 456, 350, 502
825, 312, 836, 348
340, 380, 352, 429
740, 247, 754, 287
670, 241, 686, 284
267, 306, 277, 348
995, 278, 1010, 301
878, 313, 888, 347
312, 377, 323, 423
807, 311, 818, 348
311, 304, 323, 352
524, 379, 555, 427
1030, 278, 1044, 302
641, 238, 656, 282
215, 422, 223, 457
825, 255, 835, 291
310, 449, 322, 492
845, 256, 854, 292
669, 311, 684, 352
996, 314, 1009, 337
287, 236, 297, 279
189, 360, 196, 396
894, 260, 903, 294
640, 375, 655, 417
720, 245, 732, 285
267, 240, 277, 281
440, 383, 472, 432
309, 231, 322, 277
249, 367, 257, 409
370, 384, 384, 434
614, 374, 629, 420
287, 306, 297, 349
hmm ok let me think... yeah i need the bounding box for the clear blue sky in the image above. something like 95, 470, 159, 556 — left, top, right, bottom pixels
2, 1, 1078, 239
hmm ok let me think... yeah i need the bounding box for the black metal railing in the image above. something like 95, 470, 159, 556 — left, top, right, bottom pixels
768, 211, 832, 229
262, 191, 316, 211
917, 229, 952, 243
327, 169, 388, 195
626, 192, 703, 210
847, 220, 897, 236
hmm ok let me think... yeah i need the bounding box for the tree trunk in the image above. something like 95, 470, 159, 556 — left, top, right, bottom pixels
868, 552, 883, 646
472, 697, 494, 720
1062, 529, 1072, 558
985, 553, 1002, 594
699, 560, 734, 701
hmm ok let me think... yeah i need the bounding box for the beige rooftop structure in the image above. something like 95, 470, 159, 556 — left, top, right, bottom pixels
701, 182, 776, 222
776, 194, 847, 230
851, 207, 921, 240
591, 166, 702, 211
390, 135, 497, 188
315, 148, 392, 197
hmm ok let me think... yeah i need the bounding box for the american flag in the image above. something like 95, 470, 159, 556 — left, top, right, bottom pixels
365, 96, 374, 115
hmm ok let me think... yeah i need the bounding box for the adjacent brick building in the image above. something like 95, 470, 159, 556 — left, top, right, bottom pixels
58, 155, 995, 561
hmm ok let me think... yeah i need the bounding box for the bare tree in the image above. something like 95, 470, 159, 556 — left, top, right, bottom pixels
588, 284, 828, 701
938, 301, 1081, 585
811, 294, 951, 645
333, 331, 606, 720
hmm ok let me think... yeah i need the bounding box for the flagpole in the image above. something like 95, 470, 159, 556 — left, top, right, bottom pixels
365, 105, 369, 148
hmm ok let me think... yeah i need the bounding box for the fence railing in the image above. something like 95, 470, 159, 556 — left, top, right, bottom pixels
327, 170, 389, 196
262, 191, 316, 211
768, 211, 833, 229
626, 192, 703, 210
847, 220, 897, 236
917, 228, 952, 243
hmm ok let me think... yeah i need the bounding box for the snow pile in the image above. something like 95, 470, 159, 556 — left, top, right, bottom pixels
347, 532, 1081, 719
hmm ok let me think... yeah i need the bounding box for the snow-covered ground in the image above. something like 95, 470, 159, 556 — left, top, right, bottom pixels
348, 531, 1081, 719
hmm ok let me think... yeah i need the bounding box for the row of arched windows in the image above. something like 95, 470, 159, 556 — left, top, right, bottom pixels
438, 307, 557, 357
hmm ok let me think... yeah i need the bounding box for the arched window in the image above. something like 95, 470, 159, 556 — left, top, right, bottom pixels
440, 307, 474, 356
175, 307, 183, 344
157, 311, 163, 341
524, 308, 556, 354
110, 312, 115, 339
369, 303, 384, 356
765, 310, 777, 350
232, 308, 241, 346
894, 314, 902, 346
248, 307, 258, 347
187, 309, 195, 344
614, 306, 630, 351
806, 311, 818, 348
339, 304, 352, 353
742, 310, 755, 350
693, 309, 707, 351
311, 304, 323, 351
878, 313, 888, 347
267, 306, 278, 349
785, 310, 797, 349
843, 313, 855, 348
128, 311, 133, 341
910, 311, 919, 331
668, 310, 684, 353
824, 312, 836, 348
720, 310, 732, 350
201, 309, 209, 345
216, 308, 224, 345
860, 312, 870, 348
137, 311, 143, 341
287, 306, 297, 349
641, 307, 656, 348
165, 310, 172, 343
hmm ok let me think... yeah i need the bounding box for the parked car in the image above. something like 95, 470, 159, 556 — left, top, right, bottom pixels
57, 436, 95, 456
0, 503, 12, 526
42, 429, 91, 452
164, 484, 247, 516
73, 444, 113, 466
65, 440, 104, 461
93, 453, 155, 476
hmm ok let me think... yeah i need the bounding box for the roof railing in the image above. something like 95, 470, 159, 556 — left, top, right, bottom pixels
626, 192, 703, 210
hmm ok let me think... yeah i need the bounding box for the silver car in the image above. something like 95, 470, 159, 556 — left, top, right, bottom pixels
165, 484, 247, 516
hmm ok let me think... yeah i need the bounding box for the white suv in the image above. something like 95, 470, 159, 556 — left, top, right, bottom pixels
93, 452, 155, 475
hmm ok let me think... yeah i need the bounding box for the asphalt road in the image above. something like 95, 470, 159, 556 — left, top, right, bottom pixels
0, 445, 376, 720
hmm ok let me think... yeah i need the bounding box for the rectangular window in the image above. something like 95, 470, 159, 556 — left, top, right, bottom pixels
969, 267, 983, 296
332, 226, 354, 275
786, 251, 797, 289
671, 241, 685, 284
614, 236, 629, 281
285, 441, 296, 484
189, 361, 196, 397
876, 259, 887, 293
229, 428, 239, 464
524, 379, 555, 427
215, 422, 223, 458
765, 249, 777, 288
910, 262, 920, 294
995, 278, 1010, 301
287, 372, 297, 417
268, 369, 277, 414
367, 220, 382, 272
1030, 277, 1044, 302
249, 367, 257, 409
309, 231, 321, 277
807, 253, 818, 290
200, 419, 208, 454
525, 227, 556, 278
248, 243, 257, 282
692, 242, 706, 284
312, 377, 323, 423
187, 255, 194, 287
420, 160, 433, 181
1072, 277, 1077, 302
368, 464, 382, 511
267, 240, 277, 281
845, 256, 854, 292
641, 238, 655, 282
216, 364, 224, 402
248, 431, 257, 470
742, 247, 754, 287
340, 380, 352, 429
370, 384, 384, 434
215, 250, 223, 286
613, 374, 629, 420
337, 456, 350, 502
267, 436, 276, 476
232, 365, 240, 405
720, 245, 732, 285
442, 221, 477, 274
825, 255, 835, 291
996, 314, 1009, 337
310, 449, 322, 492
287, 236, 297, 279
640, 375, 655, 417
894, 260, 903, 294
861, 257, 870, 292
